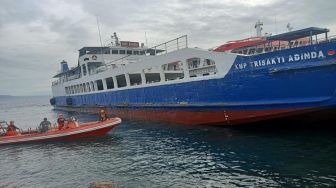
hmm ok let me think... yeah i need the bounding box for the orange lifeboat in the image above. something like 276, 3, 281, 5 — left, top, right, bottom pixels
0, 118, 121, 145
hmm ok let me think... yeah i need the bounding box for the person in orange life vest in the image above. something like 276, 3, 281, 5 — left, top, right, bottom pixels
100, 109, 108, 121
67, 117, 78, 129
57, 114, 66, 130
6, 120, 19, 136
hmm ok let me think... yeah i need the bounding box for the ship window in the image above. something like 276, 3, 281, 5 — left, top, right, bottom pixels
116, 74, 127, 87
140, 50, 145, 55
187, 58, 200, 69
82, 64, 87, 76
127, 50, 132, 55
188, 58, 217, 78
105, 77, 114, 89
112, 50, 118, 54
129, 73, 142, 86
96, 80, 104, 91
256, 48, 263, 53
162, 61, 184, 81
86, 83, 91, 92
119, 50, 125, 54
204, 59, 215, 66
145, 73, 161, 83
264, 47, 271, 52
91, 81, 95, 91
133, 51, 139, 55
83, 83, 86, 92
248, 49, 256, 54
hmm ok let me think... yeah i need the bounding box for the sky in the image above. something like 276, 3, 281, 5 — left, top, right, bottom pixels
0, 0, 336, 96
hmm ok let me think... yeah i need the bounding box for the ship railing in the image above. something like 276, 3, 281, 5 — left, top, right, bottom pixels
105, 35, 188, 67
315, 35, 336, 44
151, 35, 188, 56
234, 35, 336, 56
67, 74, 81, 81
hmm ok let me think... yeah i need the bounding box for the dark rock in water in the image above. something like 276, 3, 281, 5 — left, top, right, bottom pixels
89, 181, 117, 188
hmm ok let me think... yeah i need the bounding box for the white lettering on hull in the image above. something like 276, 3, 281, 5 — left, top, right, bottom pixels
235, 50, 326, 70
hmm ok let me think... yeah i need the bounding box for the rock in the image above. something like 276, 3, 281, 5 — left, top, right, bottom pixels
89, 181, 117, 188
3, 184, 16, 188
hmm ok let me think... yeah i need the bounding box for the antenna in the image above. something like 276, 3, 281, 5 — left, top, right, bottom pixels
145, 32, 148, 47
113, 32, 120, 46
286, 23, 293, 31
275, 16, 277, 34
96, 16, 105, 63
255, 20, 263, 37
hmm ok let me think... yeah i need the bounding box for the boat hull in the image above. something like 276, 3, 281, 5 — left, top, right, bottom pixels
53, 106, 333, 125
0, 118, 121, 145
52, 42, 336, 125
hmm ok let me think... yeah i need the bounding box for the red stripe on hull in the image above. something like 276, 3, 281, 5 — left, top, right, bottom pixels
111, 108, 315, 125
56, 106, 317, 125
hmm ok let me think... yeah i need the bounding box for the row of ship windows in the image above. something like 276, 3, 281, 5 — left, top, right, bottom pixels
106, 49, 146, 55
65, 58, 217, 95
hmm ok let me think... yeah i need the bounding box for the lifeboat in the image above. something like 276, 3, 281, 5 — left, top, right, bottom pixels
0, 118, 121, 145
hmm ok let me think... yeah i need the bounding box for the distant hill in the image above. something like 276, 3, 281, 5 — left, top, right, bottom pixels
0, 95, 50, 99
0, 95, 14, 99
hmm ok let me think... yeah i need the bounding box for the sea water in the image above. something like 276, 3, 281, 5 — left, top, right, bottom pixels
0, 96, 336, 187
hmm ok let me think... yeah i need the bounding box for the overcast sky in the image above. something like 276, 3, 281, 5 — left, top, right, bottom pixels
1, 0, 336, 96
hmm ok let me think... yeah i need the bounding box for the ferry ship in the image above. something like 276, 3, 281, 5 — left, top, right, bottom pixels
51, 22, 336, 125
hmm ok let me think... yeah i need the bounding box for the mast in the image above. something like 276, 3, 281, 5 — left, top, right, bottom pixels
255, 20, 263, 37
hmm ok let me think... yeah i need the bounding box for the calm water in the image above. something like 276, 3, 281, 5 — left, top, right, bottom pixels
1, 96, 336, 187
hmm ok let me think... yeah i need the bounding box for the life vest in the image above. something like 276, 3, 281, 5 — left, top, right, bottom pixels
6, 125, 18, 136
100, 110, 108, 121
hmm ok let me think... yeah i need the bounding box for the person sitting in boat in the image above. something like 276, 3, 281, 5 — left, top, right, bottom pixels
66, 117, 78, 129
99, 109, 108, 121
39, 117, 51, 133
57, 114, 66, 130
6, 121, 20, 136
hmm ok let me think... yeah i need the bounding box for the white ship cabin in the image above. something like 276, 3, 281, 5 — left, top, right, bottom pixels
51, 34, 232, 97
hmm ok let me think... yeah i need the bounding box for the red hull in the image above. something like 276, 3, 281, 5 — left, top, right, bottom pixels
0, 118, 121, 145
55, 106, 320, 125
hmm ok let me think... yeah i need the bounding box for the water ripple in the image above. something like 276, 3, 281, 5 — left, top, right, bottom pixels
1, 97, 336, 187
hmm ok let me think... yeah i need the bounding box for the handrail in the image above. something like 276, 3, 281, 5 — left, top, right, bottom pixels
106, 35, 188, 66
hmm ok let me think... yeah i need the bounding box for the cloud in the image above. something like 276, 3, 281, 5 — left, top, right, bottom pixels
0, 0, 335, 95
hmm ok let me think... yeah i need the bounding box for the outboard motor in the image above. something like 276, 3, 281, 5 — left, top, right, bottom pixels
61, 60, 69, 72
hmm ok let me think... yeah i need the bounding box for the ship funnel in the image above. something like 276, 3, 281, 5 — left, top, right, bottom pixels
60, 60, 69, 72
